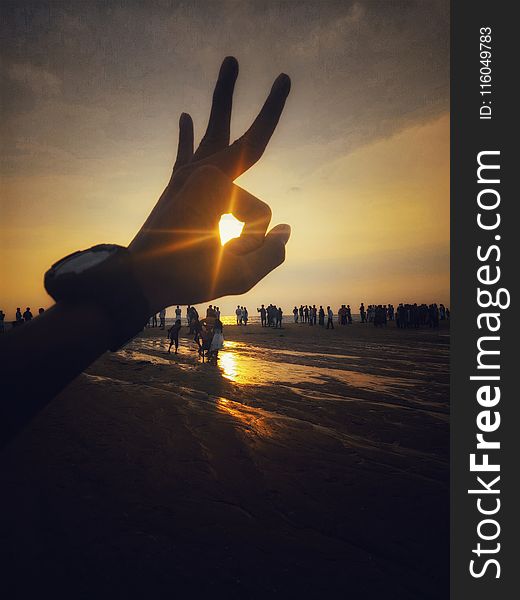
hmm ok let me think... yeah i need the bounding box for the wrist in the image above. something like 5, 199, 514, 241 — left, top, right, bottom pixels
127, 251, 166, 316
45, 244, 151, 351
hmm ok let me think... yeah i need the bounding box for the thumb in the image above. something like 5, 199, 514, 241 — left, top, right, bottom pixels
229, 224, 291, 292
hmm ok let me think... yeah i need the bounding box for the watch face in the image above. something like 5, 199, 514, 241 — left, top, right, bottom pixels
58, 248, 114, 275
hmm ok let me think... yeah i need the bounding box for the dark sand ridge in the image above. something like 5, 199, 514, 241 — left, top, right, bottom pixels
1, 322, 449, 599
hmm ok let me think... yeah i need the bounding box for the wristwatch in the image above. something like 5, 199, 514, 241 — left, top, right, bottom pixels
44, 244, 151, 351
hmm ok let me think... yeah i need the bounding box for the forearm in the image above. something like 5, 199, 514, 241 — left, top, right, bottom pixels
0, 302, 113, 446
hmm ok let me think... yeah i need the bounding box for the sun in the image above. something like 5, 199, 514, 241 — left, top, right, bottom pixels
219, 213, 245, 245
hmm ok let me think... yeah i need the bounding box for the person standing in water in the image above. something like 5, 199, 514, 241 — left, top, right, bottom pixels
159, 308, 166, 329
209, 318, 225, 363
167, 319, 182, 354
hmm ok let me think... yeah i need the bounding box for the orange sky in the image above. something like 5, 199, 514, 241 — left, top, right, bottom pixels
1, 1, 449, 319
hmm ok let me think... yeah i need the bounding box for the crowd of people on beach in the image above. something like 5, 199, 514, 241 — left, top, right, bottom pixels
162, 300, 450, 361
163, 303, 225, 364
235, 306, 249, 325
1, 300, 448, 340
0, 298, 448, 372
0, 307, 45, 333
290, 305, 336, 328
257, 304, 284, 328
288, 302, 449, 329
358, 303, 449, 328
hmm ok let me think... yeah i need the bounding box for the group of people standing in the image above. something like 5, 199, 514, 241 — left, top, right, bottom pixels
235, 306, 248, 325
359, 302, 449, 328
0, 307, 45, 333
257, 304, 283, 328
166, 304, 224, 363
395, 303, 449, 329
281, 301, 450, 329
143, 299, 451, 359
292, 305, 335, 328
148, 308, 167, 329
359, 304, 395, 326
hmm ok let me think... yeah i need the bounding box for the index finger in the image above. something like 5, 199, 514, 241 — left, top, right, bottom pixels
201, 73, 291, 180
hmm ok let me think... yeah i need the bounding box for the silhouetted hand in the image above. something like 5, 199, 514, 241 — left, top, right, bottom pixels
129, 57, 291, 313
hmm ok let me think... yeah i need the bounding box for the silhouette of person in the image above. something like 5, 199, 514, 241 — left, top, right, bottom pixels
326, 306, 334, 329
175, 305, 182, 322
258, 304, 267, 326
208, 318, 224, 363
23, 307, 33, 322
167, 319, 182, 354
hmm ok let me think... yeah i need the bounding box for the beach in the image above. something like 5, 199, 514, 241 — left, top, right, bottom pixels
1, 321, 449, 599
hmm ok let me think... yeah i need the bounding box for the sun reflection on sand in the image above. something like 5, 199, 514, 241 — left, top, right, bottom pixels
219, 348, 239, 382
218, 341, 269, 385
216, 398, 275, 438
219, 340, 259, 384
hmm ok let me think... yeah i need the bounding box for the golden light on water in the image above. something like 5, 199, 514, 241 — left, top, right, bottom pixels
216, 398, 275, 438
219, 344, 239, 381
219, 213, 244, 245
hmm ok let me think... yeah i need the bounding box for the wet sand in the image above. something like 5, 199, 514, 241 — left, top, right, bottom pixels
1, 322, 449, 599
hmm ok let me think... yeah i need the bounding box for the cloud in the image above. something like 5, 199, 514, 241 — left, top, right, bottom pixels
7, 62, 62, 95
0, 0, 449, 171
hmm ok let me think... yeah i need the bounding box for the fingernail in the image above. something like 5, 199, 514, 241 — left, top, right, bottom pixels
278, 224, 291, 243
274, 73, 291, 94
221, 56, 239, 77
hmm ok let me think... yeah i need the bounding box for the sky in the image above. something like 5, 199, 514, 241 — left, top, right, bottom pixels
0, 0, 450, 319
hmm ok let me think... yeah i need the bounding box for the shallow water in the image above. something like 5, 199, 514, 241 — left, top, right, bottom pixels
109, 327, 449, 481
